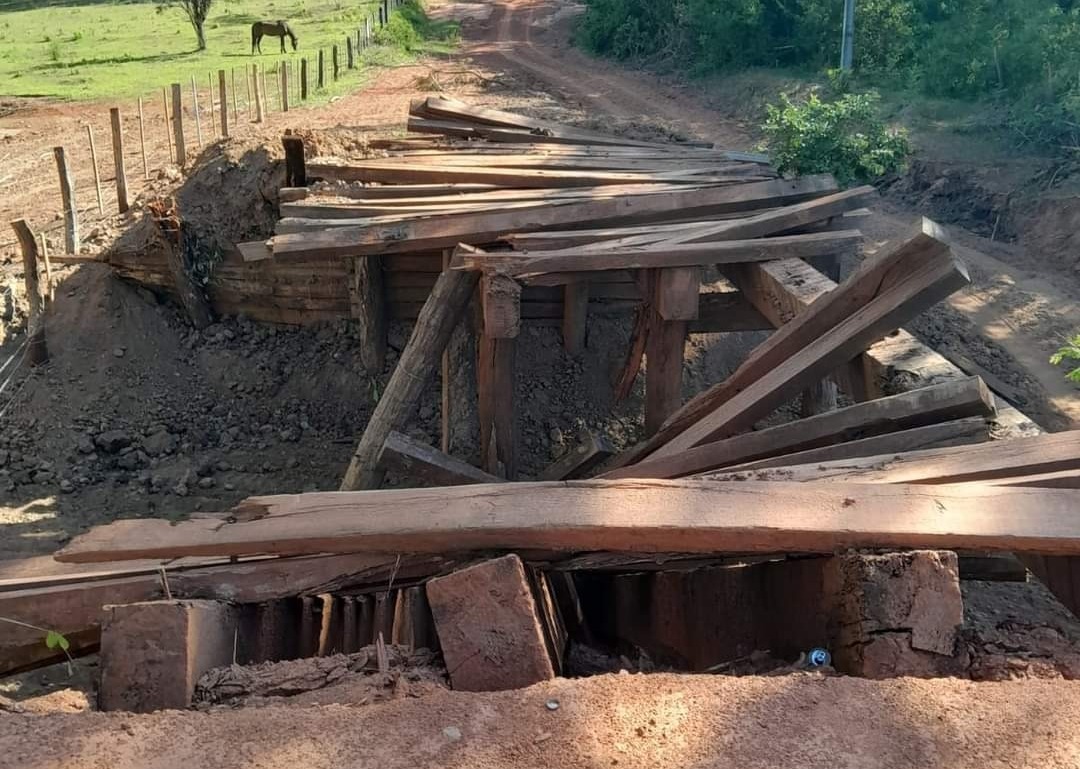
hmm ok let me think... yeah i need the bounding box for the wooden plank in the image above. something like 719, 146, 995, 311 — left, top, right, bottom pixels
539, 431, 615, 480
55, 480, 1080, 563
341, 263, 481, 490
458, 231, 864, 276
348, 255, 386, 374
649, 234, 970, 459
716, 417, 991, 474
601, 377, 996, 480
702, 429, 1080, 485
270, 176, 840, 259
611, 218, 955, 468
378, 430, 504, 486
481, 272, 522, 339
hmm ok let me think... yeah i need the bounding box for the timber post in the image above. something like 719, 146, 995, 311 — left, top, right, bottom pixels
85, 125, 104, 215
52, 146, 79, 254
11, 220, 48, 366
109, 107, 129, 214
171, 83, 186, 165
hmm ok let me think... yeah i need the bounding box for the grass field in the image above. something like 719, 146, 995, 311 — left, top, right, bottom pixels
0, 0, 457, 102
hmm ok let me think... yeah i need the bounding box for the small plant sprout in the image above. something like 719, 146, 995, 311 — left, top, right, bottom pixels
0, 617, 74, 675
1050, 333, 1080, 384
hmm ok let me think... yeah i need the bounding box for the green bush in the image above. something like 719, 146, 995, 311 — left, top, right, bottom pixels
375, 12, 420, 50
1051, 334, 1080, 384
761, 91, 910, 184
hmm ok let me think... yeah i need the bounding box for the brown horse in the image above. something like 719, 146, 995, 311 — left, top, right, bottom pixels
251, 20, 298, 54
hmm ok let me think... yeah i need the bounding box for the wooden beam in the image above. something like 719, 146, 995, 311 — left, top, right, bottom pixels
610, 218, 958, 468
340, 264, 481, 490
703, 429, 1080, 485
348, 255, 386, 374
656, 266, 700, 321
601, 377, 995, 480
562, 282, 589, 353
378, 431, 504, 486
689, 291, 772, 334
56, 480, 1080, 563
457, 231, 863, 276
716, 417, 990, 473
645, 316, 687, 436
270, 176, 840, 259
539, 431, 615, 480
649, 235, 969, 459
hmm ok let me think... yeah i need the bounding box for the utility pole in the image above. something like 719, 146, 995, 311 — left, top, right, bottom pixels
840, 0, 855, 70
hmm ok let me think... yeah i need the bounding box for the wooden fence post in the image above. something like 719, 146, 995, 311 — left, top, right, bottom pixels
252, 64, 264, 123
231, 67, 239, 122
245, 65, 253, 119
333, 44, 340, 80
262, 65, 271, 112
85, 125, 104, 215
218, 69, 229, 137
162, 87, 174, 162
11, 220, 48, 365
208, 72, 216, 136
52, 147, 78, 254
378, 5, 384, 26
109, 107, 129, 214
280, 62, 289, 112
347, 37, 354, 69
300, 58, 309, 100
190, 76, 203, 147
171, 83, 186, 165
318, 49, 325, 89
356, 27, 362, 51
137, 97, 149, 180
37, 233, 53, 302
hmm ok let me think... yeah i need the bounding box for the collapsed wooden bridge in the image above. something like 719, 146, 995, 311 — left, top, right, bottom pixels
13, 97, 1080, 704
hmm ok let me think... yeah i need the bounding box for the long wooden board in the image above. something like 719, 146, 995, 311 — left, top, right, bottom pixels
55, 480, 1080, 563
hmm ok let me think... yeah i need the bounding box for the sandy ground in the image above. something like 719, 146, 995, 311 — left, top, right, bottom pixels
3, 673, 1080, 768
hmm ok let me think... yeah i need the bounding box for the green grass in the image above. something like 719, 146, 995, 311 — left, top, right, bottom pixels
0, 0, 458, 102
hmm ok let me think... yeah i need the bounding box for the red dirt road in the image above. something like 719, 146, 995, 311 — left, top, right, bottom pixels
2, 673, 1080, 768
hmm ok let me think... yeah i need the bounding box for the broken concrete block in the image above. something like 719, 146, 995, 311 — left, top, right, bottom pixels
824, 550, 965, 678
99, 599, 239, 712
426, 554, 555, 691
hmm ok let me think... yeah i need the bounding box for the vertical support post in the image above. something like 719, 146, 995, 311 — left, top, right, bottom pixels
171, 83, 186, 165
245, 65, 253, 119
347, 37, 355, 69
301, 58, 309, 100
280, 63, 289, 112
218, 70, 229, 137
440, 249, 452, 454
840, 0, 855, 70
332, 44, 340, 81
378, 5, 384, 26
562, 282, 589, 354
38, 233, 53, 303
803, 254, 841, 415
137, 97, 149, 180
162, 87, 174, 162
318, 49, 326, 89
252, 65, 264, 123
85, 125, 104, 215
261, 65, 270, 113
11, 220, 48, 365
190, 75, 203, 147
477, 336, 517, 479
348, 255, 386, 374
356, 27, 362, 52
282, 134, 306, 187
643, 268, 694, 436
53, 147, 79, 254
109, 107, 129, 214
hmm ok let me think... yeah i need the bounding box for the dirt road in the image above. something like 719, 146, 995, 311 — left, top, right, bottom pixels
467, 0, 1080, 430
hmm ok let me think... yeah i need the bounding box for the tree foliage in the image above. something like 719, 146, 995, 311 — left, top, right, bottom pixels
1051, 334, 1080, 384
158, 0, 214, 51
762, 91, 910, 184
578, 0, 1080, 152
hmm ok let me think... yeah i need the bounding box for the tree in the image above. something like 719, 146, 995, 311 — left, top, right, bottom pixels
159, 0, 214, 51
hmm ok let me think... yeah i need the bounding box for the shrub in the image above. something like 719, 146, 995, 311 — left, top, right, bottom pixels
761, 91, 910, 184
375, 11, 420, 50
1051, 334, 1080, 384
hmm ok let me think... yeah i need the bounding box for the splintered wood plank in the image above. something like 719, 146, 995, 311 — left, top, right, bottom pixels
270, 176, 839, 259
601, 377, 995, 480
56, 480, 1080, 563
340, 263, 481, 490
378, 431, 505, 486
610, 218, 957, 468
701, 429, 1080, 485
649, 238, 970, 458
